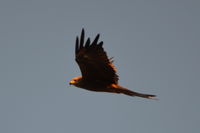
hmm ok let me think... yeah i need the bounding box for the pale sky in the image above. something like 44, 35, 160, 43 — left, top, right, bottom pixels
0, 0, 200, 133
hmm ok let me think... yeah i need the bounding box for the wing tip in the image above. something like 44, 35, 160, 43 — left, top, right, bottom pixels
75, 36, 79, 54
91, 33, 100, 45
85, 38, 91, 48
98, 41, 103, 46
76, 29, 103, 52
81, 28, 85, 36
80, 29, 85, 48
81, 28, 85, 33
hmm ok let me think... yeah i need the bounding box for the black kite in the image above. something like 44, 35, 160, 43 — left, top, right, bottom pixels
69, 29, 156, 99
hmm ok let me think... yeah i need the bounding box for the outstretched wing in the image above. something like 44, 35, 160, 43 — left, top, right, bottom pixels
75, 29, 118, 84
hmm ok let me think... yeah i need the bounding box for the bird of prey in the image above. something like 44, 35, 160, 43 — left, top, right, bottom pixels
69, 29, 156, 99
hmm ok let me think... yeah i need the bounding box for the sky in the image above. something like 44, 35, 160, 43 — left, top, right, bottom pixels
0, 0, 200, 133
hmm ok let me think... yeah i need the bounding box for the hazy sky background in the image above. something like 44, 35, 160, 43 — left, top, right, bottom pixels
0, 0, 200, 133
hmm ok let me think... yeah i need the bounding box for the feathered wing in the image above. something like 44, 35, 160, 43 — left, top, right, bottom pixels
75, 29, 118, 84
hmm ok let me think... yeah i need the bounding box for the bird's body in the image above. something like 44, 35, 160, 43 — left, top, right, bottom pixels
69, 29, 156, 99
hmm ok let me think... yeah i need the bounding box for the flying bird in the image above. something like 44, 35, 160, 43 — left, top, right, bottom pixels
69, 29, 156, 99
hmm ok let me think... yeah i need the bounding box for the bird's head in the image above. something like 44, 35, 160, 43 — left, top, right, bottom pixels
69, 76, 82, 87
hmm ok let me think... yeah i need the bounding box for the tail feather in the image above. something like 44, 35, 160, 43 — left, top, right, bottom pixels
116, 87, 156, 99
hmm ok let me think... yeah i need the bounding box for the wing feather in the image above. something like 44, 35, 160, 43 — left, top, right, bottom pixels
91, 34, 100, 45
75, 29, 118, 84
85, 38, 90, 48
75, 37, 79, 54
98, 41, 103, 47
79, 29, 84, 49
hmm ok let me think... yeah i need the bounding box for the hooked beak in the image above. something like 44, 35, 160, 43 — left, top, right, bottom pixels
69, 80, 75, 85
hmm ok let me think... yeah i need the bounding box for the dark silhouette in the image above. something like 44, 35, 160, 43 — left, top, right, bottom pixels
69, 29, 156, 99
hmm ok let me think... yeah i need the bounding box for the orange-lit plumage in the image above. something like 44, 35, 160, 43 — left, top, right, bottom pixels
69, 29, 156, 99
